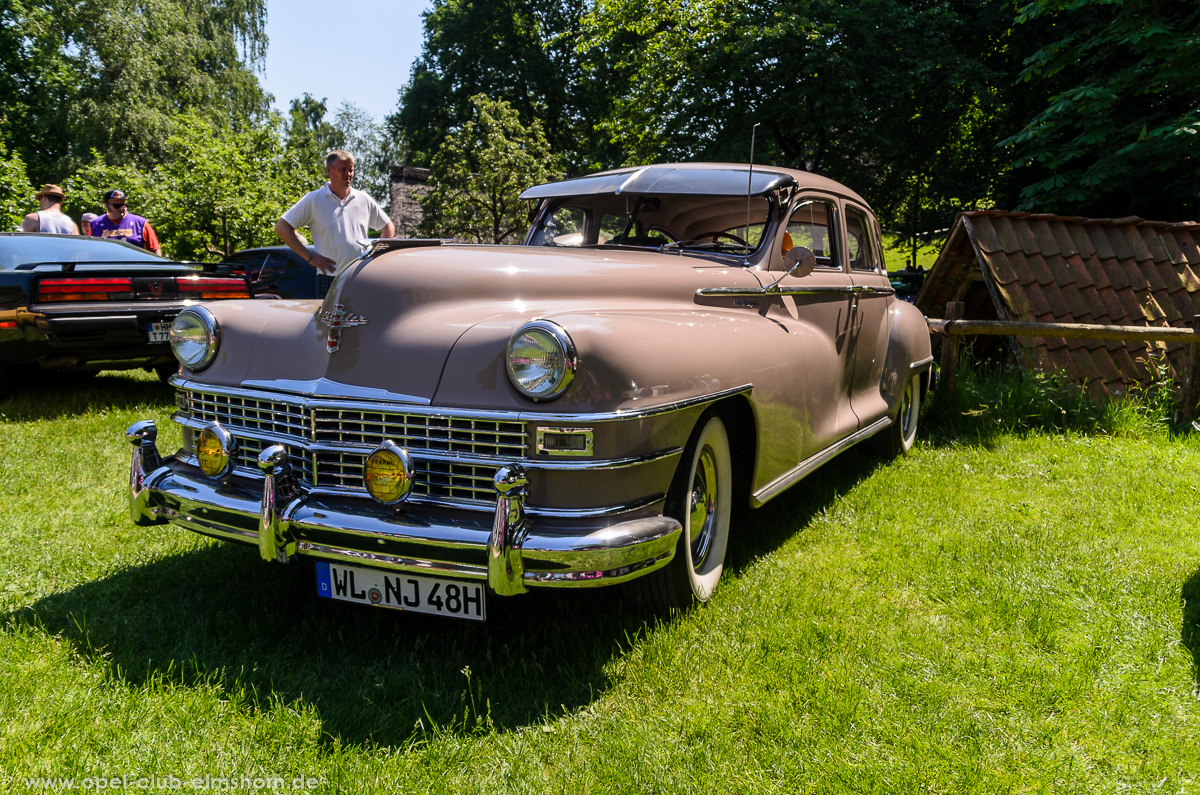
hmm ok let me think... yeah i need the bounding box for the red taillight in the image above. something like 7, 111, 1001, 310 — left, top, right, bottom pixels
37, 277, 135, 302
177, 276, 251, 300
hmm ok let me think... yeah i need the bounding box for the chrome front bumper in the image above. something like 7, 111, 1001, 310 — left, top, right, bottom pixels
125, 421, 681, 595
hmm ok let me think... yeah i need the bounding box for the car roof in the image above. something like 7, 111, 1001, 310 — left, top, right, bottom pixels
520, 162, 871, 208
0, 232, 188, 270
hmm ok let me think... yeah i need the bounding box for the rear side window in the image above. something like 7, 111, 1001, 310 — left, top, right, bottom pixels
786, 200, 840, 269
846, 207, 882, 272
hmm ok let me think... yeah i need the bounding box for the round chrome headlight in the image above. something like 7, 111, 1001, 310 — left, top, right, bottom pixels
363, 441, 414, 505
506, 320, 577, 401
170, 306, 219, 371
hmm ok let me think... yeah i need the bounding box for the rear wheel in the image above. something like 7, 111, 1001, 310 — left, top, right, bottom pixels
634, 413, 732, 611
876, 371, 920, 456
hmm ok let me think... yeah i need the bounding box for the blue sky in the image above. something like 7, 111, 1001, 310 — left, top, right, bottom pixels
261, 0, 432, 123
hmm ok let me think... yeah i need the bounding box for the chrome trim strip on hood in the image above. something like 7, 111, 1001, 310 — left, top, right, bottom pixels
174, 378, 753, 424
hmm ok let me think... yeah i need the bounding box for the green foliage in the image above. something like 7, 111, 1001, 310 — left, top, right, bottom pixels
0, 140, 33, 230
331, 103, 401, 210
389, 0, 612, 172
0, 0, 269, 183
62, 115, 322, 261
420, 94, 563, 244
1002, 0, 1200, 219
925, 354, 1183, 443
578, 0, 1037, 247
154, 114, 321, 260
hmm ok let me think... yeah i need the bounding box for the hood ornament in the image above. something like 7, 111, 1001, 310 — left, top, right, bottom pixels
318, 303, 368, 353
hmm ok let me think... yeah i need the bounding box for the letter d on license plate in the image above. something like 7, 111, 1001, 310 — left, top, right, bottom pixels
315, 561, 486, 621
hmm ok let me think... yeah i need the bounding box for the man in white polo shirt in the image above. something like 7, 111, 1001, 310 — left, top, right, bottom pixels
274, 149, 395, 276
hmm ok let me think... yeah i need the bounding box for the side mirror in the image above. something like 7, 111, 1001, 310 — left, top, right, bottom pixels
783, 246, 816, 278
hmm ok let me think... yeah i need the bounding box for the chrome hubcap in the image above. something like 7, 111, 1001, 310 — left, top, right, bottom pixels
689, 447, 718, 572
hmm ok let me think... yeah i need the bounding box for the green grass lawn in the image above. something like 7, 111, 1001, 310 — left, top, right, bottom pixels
883, 233, 942, 272
2, 371, 1199, 792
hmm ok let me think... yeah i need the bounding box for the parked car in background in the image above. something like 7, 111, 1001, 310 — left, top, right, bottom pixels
210, 244, 332, 300
0, 233, 251, 386
125, 162, 933, 621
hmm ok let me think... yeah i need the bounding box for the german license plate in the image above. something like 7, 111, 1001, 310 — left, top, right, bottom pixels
314, 561, 486, 621
148, 321, 172, 342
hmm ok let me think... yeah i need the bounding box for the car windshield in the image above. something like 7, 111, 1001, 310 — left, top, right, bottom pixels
0, 235, 165, 270
528, 193, 773, 257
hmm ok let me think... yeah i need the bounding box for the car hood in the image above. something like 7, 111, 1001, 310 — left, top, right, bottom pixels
188, 244, 765, 408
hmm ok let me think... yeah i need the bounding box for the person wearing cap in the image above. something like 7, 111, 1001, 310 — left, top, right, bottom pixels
80, 212, 98, 236
21, 184, 80, 235
89, 188, 162, 255
274, 149, 394, 276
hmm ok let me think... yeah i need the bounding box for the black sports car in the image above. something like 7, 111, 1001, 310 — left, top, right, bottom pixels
0, 233, 251, 384
213, 245, 332, 300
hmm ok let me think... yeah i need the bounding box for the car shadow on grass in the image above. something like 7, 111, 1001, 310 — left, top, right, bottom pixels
4, 432, 879, 750
4, 538, 668, 749
1179, 565, 1200, 690
0, 370, 173, 422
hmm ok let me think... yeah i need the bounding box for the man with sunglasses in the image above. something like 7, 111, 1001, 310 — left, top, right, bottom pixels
89, 188, 162, 255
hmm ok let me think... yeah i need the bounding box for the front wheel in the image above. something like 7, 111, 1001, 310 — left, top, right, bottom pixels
633, 414, 733, 611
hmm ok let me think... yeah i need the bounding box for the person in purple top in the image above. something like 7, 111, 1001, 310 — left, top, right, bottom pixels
89, 189, 162, 255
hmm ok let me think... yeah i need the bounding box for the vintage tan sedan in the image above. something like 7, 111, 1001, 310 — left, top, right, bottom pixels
125, 163, 932, 621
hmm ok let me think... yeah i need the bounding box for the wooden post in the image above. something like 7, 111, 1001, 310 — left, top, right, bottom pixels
1179, 315, 1200, 424
940, 301, 964, 402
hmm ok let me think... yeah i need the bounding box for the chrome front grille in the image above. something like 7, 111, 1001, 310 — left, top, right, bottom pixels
188, 391, 308, 439
180, 388, 526, 506
312, 409, 526, 457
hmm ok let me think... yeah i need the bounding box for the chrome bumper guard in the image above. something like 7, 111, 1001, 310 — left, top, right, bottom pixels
125, 421, 681, 595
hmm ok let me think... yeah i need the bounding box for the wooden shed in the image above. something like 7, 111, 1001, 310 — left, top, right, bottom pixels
914, 211, 1200, 399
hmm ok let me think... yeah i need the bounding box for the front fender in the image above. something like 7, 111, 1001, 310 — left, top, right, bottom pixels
433, 308, 789, 414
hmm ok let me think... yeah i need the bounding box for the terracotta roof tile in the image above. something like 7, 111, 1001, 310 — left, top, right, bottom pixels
1045, 253, 1076, 288
1071, 226, 1098, 259
1059, 283, 1093, 321
1052, 223, 1081, 259
966, 216, 1001, 254
1086, 225, 1117, 260
981, 248, 1020, 286
1104, 257, 1134, 291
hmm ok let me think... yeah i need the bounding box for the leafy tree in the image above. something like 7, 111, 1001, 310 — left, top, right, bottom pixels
388, 0, 612, 172
579, 0, 1037, 243
0, 140, 32, 231
154, 114, 321, 259
64, 114, 321, 261
285, 93, 342, 178
0, 0, 269, 183
420, 94, 562, 243
332, 102, 400, 209
1002, 0, 1200, 220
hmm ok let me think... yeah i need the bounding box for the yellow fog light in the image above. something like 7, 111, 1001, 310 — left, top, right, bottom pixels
196, 423, 236, 478
364, 441, 414, 505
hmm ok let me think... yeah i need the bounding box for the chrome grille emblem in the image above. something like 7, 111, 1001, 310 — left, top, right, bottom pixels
317, 303, 368, 353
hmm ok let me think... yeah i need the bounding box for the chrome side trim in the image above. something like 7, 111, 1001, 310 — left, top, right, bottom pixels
909, 355, 934, 371
697, 285, 895, 298
751, 417, 891, 507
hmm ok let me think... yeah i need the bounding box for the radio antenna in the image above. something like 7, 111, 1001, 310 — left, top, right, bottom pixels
746, 122, 760, 244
